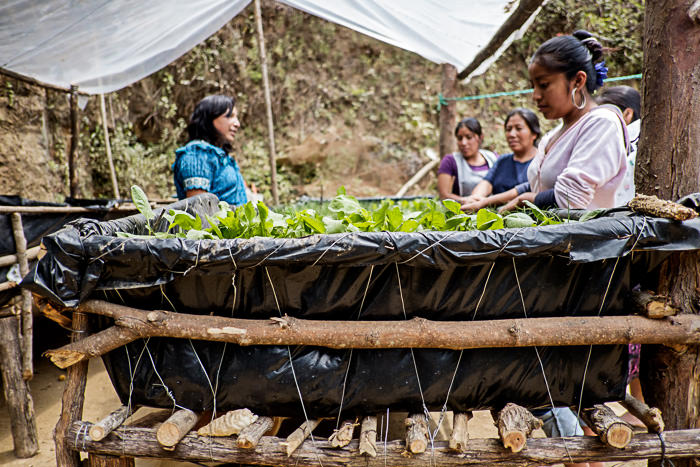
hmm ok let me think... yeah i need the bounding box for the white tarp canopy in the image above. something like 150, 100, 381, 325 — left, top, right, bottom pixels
0, 0, 537, 95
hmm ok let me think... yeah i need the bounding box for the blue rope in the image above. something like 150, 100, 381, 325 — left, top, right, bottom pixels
437, 73, 643, 110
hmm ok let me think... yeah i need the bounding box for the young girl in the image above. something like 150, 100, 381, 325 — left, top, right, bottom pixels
173, 95, 248, 206
437, 117, 498, 203
501, 30, 629, 212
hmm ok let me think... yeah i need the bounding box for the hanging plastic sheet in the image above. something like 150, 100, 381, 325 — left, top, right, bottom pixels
23, 194, 700, 416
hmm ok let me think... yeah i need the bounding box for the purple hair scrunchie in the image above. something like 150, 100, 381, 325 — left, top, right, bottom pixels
595, 60, 608, 87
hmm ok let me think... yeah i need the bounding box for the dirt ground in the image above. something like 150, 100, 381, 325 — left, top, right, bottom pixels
1, 354, 647, 467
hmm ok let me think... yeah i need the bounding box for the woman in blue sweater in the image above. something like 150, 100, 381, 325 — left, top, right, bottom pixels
173, 95, 248, 206
461, 108, 540, 211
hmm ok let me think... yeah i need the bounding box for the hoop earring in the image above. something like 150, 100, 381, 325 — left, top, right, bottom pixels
571, 88, 586, 110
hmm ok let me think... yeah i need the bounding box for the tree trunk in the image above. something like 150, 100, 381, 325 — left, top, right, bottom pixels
637, 2, 700, 467
439, 64, 457, 159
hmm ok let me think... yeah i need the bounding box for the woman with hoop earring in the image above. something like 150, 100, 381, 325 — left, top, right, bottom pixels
500, 30, 630, 212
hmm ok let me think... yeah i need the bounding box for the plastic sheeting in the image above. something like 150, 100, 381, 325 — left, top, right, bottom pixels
0, 0, 527, 94
22, 194, 700, 416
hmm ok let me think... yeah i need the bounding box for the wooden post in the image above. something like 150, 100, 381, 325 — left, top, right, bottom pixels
99, 94, 120, 200
497, 403, 542, 453
359, 416, 378, 457
253, 0, 279, 205
89, 405, 132, 441
68, 85, 80, 198
55, 311, 89, 467
582, 404, 634, 449
439, 64, 458, 159
10, 212, 32, 380
283, 419, 320, 457
0, 316, 39, 458
405, 413, 429, 454
86, 454, 134, 467
636, 2, 700, 467
448, 411, 471, 452
156, 408, 199, 449
237, 416, 274, 449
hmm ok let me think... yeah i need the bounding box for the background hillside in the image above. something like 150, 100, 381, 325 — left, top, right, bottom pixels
0, 0, 643, 204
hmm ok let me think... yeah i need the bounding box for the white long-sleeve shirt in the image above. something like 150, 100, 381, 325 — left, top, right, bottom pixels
527, 105, 630, 209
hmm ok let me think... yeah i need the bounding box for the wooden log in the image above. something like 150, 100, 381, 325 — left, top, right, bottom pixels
0, 245, 41, 268
497, 403, 542, 453
66, 422, 700, 466
582, 404, 634, 449
55, 311, 89, 467
156, 408, 199, 449
282, 419, 320, 457
0, 316, 39, 458
0, 281, 18, 292
237, 416, 274, 449
89, 405, 132, 442
439, 64, 458, 159
196, 408, 257, 436
46, 299, 700, 369
405, 413, 429, 454
359, 416, 378, 457
329, 420, 357, 448
395, 158, 440, 197
621, 393, 665, 433
628, 194, 698, 220
86, 454, 135, 466
448, 412, 471, 452
630, 290, 679, 319
11, 212, 32, 380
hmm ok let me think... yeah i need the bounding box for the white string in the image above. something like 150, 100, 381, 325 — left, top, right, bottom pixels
144, 341, 187, 412
512, 257, 574, 463
335, 265, 375, 431
264, 266, 324, 467
311, 233, 354, 267
398, 230, 460, 264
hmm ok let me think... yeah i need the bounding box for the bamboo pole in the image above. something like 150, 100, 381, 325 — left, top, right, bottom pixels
68, 85, 80, 198
55, 311, 89, 467
11, 213, 32, 380
45, 300, 700, 369
253, 0, 279, 205
99, 94, 120, 200
0, 316, 39, 457
66, 422, 700, 466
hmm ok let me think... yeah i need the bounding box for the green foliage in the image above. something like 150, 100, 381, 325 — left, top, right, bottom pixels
124, 185, 574, 240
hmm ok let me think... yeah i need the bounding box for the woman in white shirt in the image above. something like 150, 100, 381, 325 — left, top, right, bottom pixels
501, 30, 629, 212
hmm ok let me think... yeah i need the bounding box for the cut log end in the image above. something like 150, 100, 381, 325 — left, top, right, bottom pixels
156, 409, 199, 448
45, 349, 85, 369
448, 412, 471, 452
502, 431, 526, 453
405, 414, 429, 454
605, 423, 634, 449
89, 425, 106, 441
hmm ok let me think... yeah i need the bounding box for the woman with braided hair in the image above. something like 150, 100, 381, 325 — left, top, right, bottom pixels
501, 30, 630, 212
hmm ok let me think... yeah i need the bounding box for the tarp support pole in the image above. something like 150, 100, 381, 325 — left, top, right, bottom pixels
100, 94, 120, 200
439, 64, 458, 159
456, 0, 545, 81
68, 85, 79, 198
254, 0, 279, 205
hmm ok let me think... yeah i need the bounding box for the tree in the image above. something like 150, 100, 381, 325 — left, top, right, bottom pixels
636, 1, 700, 466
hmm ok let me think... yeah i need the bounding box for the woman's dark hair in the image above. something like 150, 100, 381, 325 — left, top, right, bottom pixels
187, 95, 236, 151
531, 30, 605, 94
454, 117, 482, 138
504, 108, 541, 144
597, 85, 641, 121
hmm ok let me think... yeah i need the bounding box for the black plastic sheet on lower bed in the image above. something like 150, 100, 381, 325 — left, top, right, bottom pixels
23, 193, 700, 416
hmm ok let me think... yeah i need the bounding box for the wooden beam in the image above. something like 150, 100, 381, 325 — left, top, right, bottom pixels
0, 317, 39, 457
0, 245, 41, 268
253, 0, 279, 205
582, 404, 633, 449
457, 0, 545, 80
89, 405, 132, 442
66, 422, 700, 466
45, 299, 700, 369
358, 416, 378, 457
11, 213, 33, 380
55, 311, 89, 467
620, 393, 665, 433
448, 412, 471, 452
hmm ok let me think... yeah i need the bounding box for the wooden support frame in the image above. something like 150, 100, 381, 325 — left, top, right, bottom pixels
65, 421, 700, 466
11, 212, 33, 379
45, 300, 700, 369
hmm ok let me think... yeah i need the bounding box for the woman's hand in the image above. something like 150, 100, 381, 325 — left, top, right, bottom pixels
498, 192, 537, 213
461, 197, 488, 212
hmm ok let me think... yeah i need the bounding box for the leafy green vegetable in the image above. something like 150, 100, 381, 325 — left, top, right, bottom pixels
122, 185, 584, 240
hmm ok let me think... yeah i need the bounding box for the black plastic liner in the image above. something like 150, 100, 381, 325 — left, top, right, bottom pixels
23, 194, 700, 417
